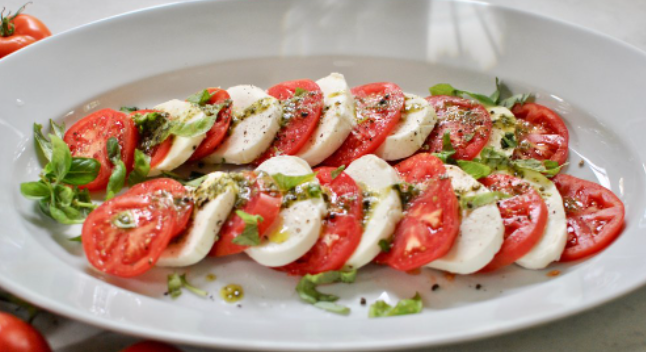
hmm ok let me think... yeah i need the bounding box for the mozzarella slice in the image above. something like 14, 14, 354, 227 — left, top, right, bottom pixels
204, 85, 282, 164
245, 156, 326, 267
344, 155, 403, 269
149, 99, 208, 176
427, 165, 504, 274
157, 172, 237, 267
483, 106, 517, 157
515, 170, 568, 269
375, 93, 436, 160
296, 73, 355, 166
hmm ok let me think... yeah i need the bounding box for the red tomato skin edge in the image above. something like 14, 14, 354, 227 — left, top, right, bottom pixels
0, 312, 52, 352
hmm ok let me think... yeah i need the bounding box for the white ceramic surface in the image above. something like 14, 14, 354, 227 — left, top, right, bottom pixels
0, 0, 645, 350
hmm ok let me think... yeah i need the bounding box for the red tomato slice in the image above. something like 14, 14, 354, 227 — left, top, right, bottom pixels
188, 88, 233, 161
275, 167, 363, 275
553, 174, 625, 261
376, 153, 460, 271
126, 178, 193, 238
127, 109, 172, 168
82, 194, 176, 277
323, 82, 404, 167
479, 173, 549, 272
209, 174, 282, 257
254, 79, 324, 164
422, 95, 492, 160
64, 108, 138, 191
512, 103, 569, 165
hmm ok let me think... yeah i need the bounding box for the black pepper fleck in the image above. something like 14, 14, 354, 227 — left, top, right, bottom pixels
360, 297, 366, 305
432, 284, 440, 291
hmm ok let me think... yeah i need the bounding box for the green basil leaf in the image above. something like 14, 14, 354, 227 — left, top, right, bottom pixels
167, 273, 184, 299
272, 173, 317, 192
542, 160, 564, 177
69, 235, 82, 242
33, 123, 53, 161
460, 191, 511, 210
456, 160, 492, 179
429, 83, 459, 97
479, 147, 511, 171
184, 174, 209, 188
378, 239, 391, 253
296, 269, 357, 305
186, 89, 212, 106
231, 210, 263, 246
50, 119, 66, 139
49, 134, 72, 182
369, 292, 423, 318
119, 106, 139, 113
20, 181, 50, 199
106, 162, 126, 200
49, 203, 82, 225
128, 149, 151, 185
170, 106, 222, 138
489, 77, 502, 104
331, 165, 345, 180
461, 91, 496, 107
54, 184, 74, 206
500, 93, 530, 109
500, 132, 518, 149
313, 301, 350, 315
511, 158, 545, 173
180, 274, 209, 297
106, 137, 121, 165
294, 87, 309, 97
432, 131, 456, 163
62, 158, 100, 185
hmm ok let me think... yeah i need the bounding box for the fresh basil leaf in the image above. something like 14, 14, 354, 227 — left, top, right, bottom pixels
314, 301, 350, 315
479, 147, 511, 171
460, 191, 511, 209
184, 174, 209, 188
429, 83, 459, 97
489, 77, 501, 104
69, 235, 82, 242
231, 210, 263, 246
461, 91, 496, 107
105, 137, 126, 200
50, 119, 66, 139
369, 292, 423, 318
59, 205, 83, 221
500, 93, 530, 109
378, 239, 391, 253
119, 106, 139, 113
432, 131, 456, 163
49, 134, 72, 182
500, 132, 518, 149
331, 165, 345, 180
456, 160, 492, 179
167, 273, 184, 299
54, 184, 74, 206
296, 269, 357, 305
33, 123, 53, 161
170, 106, 222, 138
180, 274, 209, 297
106, 137, 121, 165
128, 149, 151, 185
392, 182, 421, 205
294, 87, 309, 97
20, 181, 50, 199
62, 158, 100, 185
272, 173, 317, 192
512, 158, 563, 178
542, 160, 563, 177
186, 89, 212, 106
305, 183, 322, 198
49, 203, 83, 225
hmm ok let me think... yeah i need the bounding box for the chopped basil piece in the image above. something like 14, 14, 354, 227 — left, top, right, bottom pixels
127, 149, 151, 185
512, 158, 563, 178
392, 182, 420, 205
119, 106, 139, 113
33, 123, 53, 161
314, 301, 350, 315
296, 269, 357, 314
369, 292, 423, 318
231, 210, 263, 246
106, 137, 126, 200
294, 87, 309, 97
378, 239, 391, 253
432, 131, 456, 163
112, 210, 136, 229
500, 132, 518, 149
171, 104, 222, 137
489, 77, 502, 103
456, 160, 492, 179
428, 83, 495, 106
186, 89, 212, 106
167, 273, 209, 299
460, 191, 511, 210
478, 147, 511, 171
331, 165, 345, 180
272, 172, 317, 192
500, 93, 530, 109
69, 235, 82, 242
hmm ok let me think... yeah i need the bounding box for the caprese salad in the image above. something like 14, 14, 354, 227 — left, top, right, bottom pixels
20, 73, 626, 315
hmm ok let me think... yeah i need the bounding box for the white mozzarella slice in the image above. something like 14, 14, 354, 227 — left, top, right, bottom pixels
344, 155, 403, 269
515, 170, 568, 269
157, 172, 236, 267
375, 93, 436, 160
149, 99, 208, 176
205, 85, 281, 164
296, 73, 355, 166
427, 165, 504, 274
245, 156, 326, 267
483, 106, 517, 157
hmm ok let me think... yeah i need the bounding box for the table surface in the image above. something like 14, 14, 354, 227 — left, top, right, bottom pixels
2, 0, 646, 351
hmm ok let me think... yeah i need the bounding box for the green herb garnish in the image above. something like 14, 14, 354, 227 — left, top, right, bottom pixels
369, 292, 423, 318
272, 173, 317, 192
296, 269, 357, 315
231, 210, 263, 246
331, 165, 345, 180
167, 273, 209, 299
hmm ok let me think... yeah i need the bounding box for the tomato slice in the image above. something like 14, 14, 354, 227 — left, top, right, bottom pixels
188, 88, 233, 161
323, 82, 404, 167
127, 109, 172, 168
275, 167, 363, 275
376, 153, 460, 271
82, 194, 176, 277
422, 95, 492, 160
254, 80, 324, 164
512, 103, 569, 165
209, 173, 282, 257
479, 174, 549, 272
553, 174, 625, 261
64, 108, 138, 191
125, 178, 193, 238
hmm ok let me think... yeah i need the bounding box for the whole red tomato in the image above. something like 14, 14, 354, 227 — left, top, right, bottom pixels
0, 312, 51, 352
0, 3, 51, 58
120, 340, 182, 352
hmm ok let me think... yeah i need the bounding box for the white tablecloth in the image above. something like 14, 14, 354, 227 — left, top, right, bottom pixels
2, 1, 646, 351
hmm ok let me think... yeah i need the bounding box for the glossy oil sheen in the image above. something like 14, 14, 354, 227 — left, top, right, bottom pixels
0, 0, 645, 350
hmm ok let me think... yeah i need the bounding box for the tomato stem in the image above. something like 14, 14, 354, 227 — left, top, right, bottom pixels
0, 2, 31, 37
